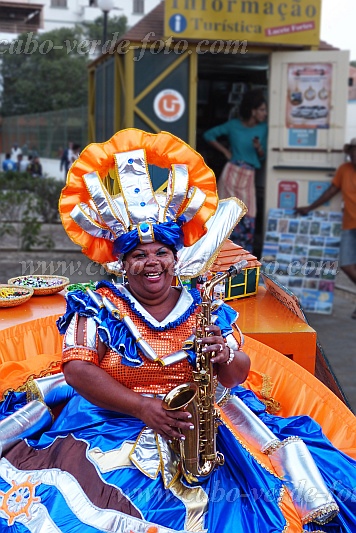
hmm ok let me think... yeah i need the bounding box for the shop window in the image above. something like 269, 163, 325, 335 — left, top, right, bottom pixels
51, 0, 67, 6
133, 0, 144, 14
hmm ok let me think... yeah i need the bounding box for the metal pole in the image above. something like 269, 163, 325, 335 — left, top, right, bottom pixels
103, 10, 108, 45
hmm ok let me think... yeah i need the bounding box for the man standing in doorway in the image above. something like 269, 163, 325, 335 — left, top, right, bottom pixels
296, 138, 356, 319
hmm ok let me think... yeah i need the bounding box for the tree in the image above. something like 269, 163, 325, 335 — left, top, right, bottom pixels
0, 14, 127, 116
81, 14, 128, 44
1, 27, 88, 116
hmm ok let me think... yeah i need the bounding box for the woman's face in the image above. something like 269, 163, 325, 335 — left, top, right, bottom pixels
252, 103, 267, 123
123, 242, 176, 300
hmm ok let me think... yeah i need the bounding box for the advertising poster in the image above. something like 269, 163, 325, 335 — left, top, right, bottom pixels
308, 181, 331, 205
286, 63, 332, 129
261, 208, 342, 314
278, 181, 298, 208
288, 128, 317, 147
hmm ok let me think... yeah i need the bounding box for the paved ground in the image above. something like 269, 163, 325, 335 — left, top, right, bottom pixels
306, 292, 356, 412
1, 223, 355, 412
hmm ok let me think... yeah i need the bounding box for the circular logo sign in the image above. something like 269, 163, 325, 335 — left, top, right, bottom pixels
153, 90, 185, 123
168, 13, 187, 33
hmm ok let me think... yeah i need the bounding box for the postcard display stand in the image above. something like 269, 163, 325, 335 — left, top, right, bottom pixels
261, 208, 342, 314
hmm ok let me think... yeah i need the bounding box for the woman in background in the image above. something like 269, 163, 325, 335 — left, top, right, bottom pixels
204, 89, 267, 252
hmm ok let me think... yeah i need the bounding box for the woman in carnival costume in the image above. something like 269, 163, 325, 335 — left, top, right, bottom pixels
0, 129, 355, 533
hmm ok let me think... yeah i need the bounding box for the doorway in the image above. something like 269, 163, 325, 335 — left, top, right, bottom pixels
196, 52, 269, 258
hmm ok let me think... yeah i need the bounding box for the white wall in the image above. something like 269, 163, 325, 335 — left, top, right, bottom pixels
0, 0, 161, 42
5, 0, 160, 34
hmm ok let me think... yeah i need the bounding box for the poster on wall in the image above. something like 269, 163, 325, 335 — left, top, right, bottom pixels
261, 208, 342, 314
278, 181, 298, 208
286, 63, 332, 129
308, 181, 331, 205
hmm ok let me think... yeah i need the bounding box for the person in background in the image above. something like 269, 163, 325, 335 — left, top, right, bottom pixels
16, 153, 29, 173
28, 155, 43, 177
60, 141, 73, 179
203, 89, 268, 253
2, 153, 16, 172
296, 138, 356, 319
70, 143, 81, 166
10, 143, 22, 163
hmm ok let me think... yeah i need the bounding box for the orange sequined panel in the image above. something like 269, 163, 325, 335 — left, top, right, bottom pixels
98, 287, 197, 394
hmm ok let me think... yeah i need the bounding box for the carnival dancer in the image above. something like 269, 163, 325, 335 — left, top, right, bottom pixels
0, 130, 355, 533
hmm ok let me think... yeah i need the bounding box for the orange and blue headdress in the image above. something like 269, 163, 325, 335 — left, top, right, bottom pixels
59, 128, 246, 274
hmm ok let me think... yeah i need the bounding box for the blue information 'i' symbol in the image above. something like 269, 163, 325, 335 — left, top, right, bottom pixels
169, 14, 187, 33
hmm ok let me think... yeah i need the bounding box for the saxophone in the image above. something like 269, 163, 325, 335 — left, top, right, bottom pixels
163, 260, 248, 484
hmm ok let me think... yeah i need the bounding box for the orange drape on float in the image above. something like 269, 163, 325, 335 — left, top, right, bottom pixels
0, 317, 355, 460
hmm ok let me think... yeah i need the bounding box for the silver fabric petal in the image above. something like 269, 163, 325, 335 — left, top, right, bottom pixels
112, 195, 130, 228
83, 172, 127, 237
221, 395, 279, 452
130, 427, 161, 479
0, 401, 52, 456
115, 150, 159, 225
163, 164, 189, 222
268, 437, 339, 525
156, 433, 181, 488
176, 198, 247, 278
28, 374, 74, 407
180, 187, 206, 223
130, 428, 178, 489
70, 204, 116, 241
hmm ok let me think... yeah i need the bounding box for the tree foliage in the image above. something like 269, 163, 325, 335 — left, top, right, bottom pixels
81, 14, 128, 44
0, 14, 127, 117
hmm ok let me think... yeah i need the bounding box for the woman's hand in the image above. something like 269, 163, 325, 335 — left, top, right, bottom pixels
252, 136, 264, 158
198, 324, 231, 365
141, 396, 194, 441
197, 324, 251, 388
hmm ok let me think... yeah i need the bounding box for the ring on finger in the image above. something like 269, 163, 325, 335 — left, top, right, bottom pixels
218, 343, 224, 352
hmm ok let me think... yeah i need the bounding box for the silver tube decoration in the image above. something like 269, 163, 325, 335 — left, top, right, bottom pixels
175, 199, 247, 278
0, 400, 52, 456
221, 395, 339, 525
86, 289, 191, 365
221, 395, 279, 452
86, 288, 104, 310
267, 437, 339, 525
27, 374, 75, 407
99, 295, 159, 362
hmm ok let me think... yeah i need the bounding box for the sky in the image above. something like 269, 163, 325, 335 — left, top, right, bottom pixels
320, 0, 356, 61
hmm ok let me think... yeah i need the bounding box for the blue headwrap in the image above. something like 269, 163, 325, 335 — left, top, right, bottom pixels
112, 220, 184, 256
